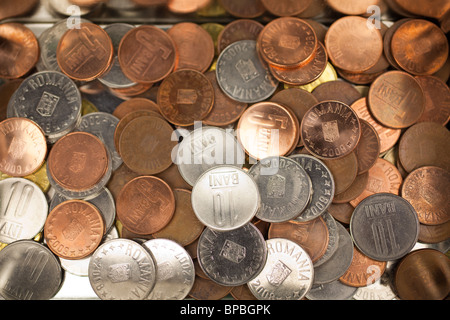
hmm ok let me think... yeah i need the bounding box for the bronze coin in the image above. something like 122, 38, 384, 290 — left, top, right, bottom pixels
260, 0, 313, 17
0, 118, 47, 177
0, 0, 38, 20
355, 119, 381, 174
109, 82, 154, 99
157, 69, 214, 127
395, 248, 450, 300
106, 163, 140, 201
217, 19, 264, 53
328, 202, 354, 225
363, 22, 391, 75
47, 132, 109, 192
166, 0, 210, 14
131, 0, 169, 6
236, 101, 299, 160
119, 115, 177, 175
336, 68, 386, 86
69, 0, 107, 6
258, 17, 317, 68
0, 23, 39, 79
312, 80, 362, 106
326, 0, 382, 15
394, 0, 450, 19
57, 23, 113, 82
44, 199, 105, 260
112, 98, 161, 120
333, 171, 369, 204
401, 166, 450, 226
116, 176, 176, 235
322, 151, 358, 195
415, 75, 450, 126
188, 276, 233, 300
220, 0, 266, 18
303, 19, 328, 44
155, 164, 192, 191
118, 25, 176, 84
350, 97, 401, 154
325, 16, 383, 73
0, 80, 23, 122
383, 18, 412, 70
268, 217, 329, 263
301, 100, 361, 160
339, 246, 387, 288
418, 220, 450, 244
398, 122, 450, 173
391, 19, 449, 75
230, 284, 258, 300
368, 70, 425, 129
167, 22, 215, 73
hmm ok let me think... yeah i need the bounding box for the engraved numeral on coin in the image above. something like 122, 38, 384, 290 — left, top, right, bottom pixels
22, 247, 49, 284
1, 181, 34, 218
212, 189, 236, 227
371, 219, 400, 255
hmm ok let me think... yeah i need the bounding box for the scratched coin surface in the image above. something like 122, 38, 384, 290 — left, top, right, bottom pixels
197, 223, 267, 286
88, 238, 157, 300
350, 193, 419, 262
248, 238, 314, 300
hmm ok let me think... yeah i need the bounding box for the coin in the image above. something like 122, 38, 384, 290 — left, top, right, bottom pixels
326, 0, 381, 15
155, 163, 193, 191
220, 0, 266, 18
350, 193, 420, 261
247, 238, 314, 300
355, 119, 380, 174
368, 70, 425, 129
230, 284, 258, 300
197, 223, 267, 286
166, 0, 210, 13
418, 221, 450, 244
383, 18, 412, 70
261, 0, 312, 17
217, 19, 264, 53
414, 75, 450, 126
333, 172, 369, 204
328, 202, 354, 225
191, 165, 260, 231
312, 80, 362, 106
188, 276, 233, 300
322, 151, 358, 196
116, 176, 175, 235
289, 62, 338, 93
112, 98, 161, 120
0, 0, 38, 20
301, 101, 361, 160
44, 199, 105, 260
88, 238, 157, 300
106, 163, 140, 201
306, 281, 357, 300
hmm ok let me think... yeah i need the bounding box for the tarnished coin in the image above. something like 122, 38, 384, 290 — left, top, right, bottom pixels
191, 166, 260, 231
0, 178, 48, 244
112, 98, 161, 120
142, 238, 195, 300
88, 238, 157, 300
197, 223, 267, 286
328, 202, 354, 225
0, 240, 63, 300
248, 156, 312, 223
333, 172, 369, 204
311, 211, 339, 268
248, 238, 314, 300
0, 0, 38, 21
322, 151, 358, 196
350, 193, 420, 261
312, 80, 362, 106
188, 276, 233, 300
217, 19, 264, 53
415, 75, 450, 126
355, 119, 380, 174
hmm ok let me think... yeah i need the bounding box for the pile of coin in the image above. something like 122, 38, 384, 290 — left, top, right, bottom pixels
0, 0, 449, 301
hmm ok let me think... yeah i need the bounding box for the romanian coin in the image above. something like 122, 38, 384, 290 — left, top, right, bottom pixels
197, 223, 267, 286
353, 261, 397, 300
248, 238, 314, 300
88, 238, 157, 300
312, 80, 362, 106
323, 151, 358, 195
312, 211, 339, 268
305, 280, 357, 300
414, 75, 450, 126
217, 19, 264, 53
248, 156, 312, 223
261, 0, 312, 17
333, 172, 369, 204
350, 193, 420, 261
220, 0, 266, 19
0, 240, 63, 300
188, 276, 233, 300
142, 238, 195, 300
191, 165, 260, 231
355, 119, 380, 174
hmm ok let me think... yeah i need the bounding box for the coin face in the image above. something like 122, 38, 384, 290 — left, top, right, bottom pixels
261, 0, 312, 17
220, 0, 266, 18
354, 119, 380, 174
326, 0, 381, 15
217, 19, 264, 53
414, 75, 450, 126
312, 80, 362, 106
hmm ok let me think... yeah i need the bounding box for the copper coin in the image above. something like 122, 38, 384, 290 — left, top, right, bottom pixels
339, 246, 387, 288
167, 22, 215, 73
69, 0, 107, 6
112, 98, 161, 120
109, 82, 154, 99
236, 101, 299, 160
260, 0, 313, 17
57, 23, 113, 82
188, 276, 233, 300
230, 284, 257, 300
0, 23, 39, 79
391, 19, 449, 75
336, 68, 386, 86
116, 176, 175, 235
268, 217, 329, 263
383, 18, 412, 70
0, 80, 23, 122
402, 166, 450, 226
0, 118, 47, 177
322, 151, 358, 195
312, 80, 362, 106
328, 202, 354, 225
350, 98, 401, 154
130, 0, 168, 6
118, 25, 176, 84
220, 0, 266, 18
368, 71, 425, 129
44, 199, 105, 260
395, 248, 450, 300
47, 132, 109, 192
258, 17, 317, 68
415, 75, 450, 126
106, 163, 140, 201
333, 172, 369, 204
363, 22, 391, 75
152, 189, 204, 246
325, 16, 383, 73
155, 164, 192, 191
303, 19, 328, 44
166, 0, 210, 14
326, 0, 381, 15
269, 42, 328, 86
202, 70, 247, 126
217, 19, 264, 53
355, 119, 380, 174
301, 100, 361, 160
157, 69, 214, 127
119, 115, 177, 175
350, 158, 403, 207
398, 122, 450, 173
418, 220, 450, 244
395, 0, 450, 19
0, 0, 38, 20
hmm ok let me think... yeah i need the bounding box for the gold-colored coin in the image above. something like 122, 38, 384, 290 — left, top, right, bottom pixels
81, 99, 99, 116
0, 161, 50, 193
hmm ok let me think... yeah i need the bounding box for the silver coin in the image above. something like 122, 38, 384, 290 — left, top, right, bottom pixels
216, 40, 278, 103
197, 223, 267, 286
313, 211, 340, 267
88, 238, 157, 300
191, 165, 260, 231
76, 112, 123, 171
0, 178, 48, 244
141, 238, 195, 300
248, 156, 312, 223
289, 154, 335, 222
306, 280, 358, 300
10, 71, 82, 140
312, 221, 354, 284
350, 193, 420, 261
99, 23, 136, 89
175, 125, 245, 186
248, 238, 314, 300
0, 240, 63, 300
